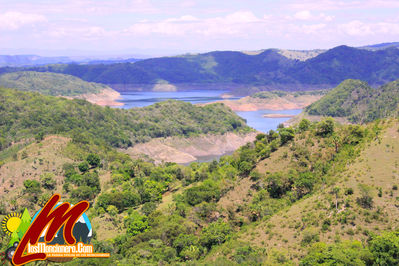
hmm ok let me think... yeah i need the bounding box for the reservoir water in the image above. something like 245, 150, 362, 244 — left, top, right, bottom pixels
116, 90, 301, 132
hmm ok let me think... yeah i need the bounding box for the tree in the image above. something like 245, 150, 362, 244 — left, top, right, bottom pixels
278, 127, 295, 145
266, 172, 292, 198
173, 234, 199, 255
78, 161, 89, 173
317, 118, 335, 136
332, 186, 340, 210
369, 231, 399, 265
298, 119, 310, 132
300, 241, 372, 265
356, 184, 373, 209
87, 153, 101, 168
330, 133, 341, 154
199, 220, 231, 249
125, 211, 149, 237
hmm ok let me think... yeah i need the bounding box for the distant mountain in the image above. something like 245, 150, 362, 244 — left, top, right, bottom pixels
359, 42, 399, 51
1, 44, 399, 94
0, 55, 141, 67
0, 55, 74, 67
306, 79, 399, 123
0, 71, 108, 96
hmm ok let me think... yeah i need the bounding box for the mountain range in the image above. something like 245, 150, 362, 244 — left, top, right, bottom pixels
1, 43, 399, 95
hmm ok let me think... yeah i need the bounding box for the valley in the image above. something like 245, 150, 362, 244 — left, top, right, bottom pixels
1, 45, 399, 266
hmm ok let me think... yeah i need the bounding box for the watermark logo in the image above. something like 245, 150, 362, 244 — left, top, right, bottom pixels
1, 194, 109, 265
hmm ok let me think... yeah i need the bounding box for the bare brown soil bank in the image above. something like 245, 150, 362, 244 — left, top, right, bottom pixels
124, 132, 258, 164
68, 88, 123, 106
204, 94, 322, 111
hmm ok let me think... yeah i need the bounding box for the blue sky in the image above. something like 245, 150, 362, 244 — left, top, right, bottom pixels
1, 0, 399, 57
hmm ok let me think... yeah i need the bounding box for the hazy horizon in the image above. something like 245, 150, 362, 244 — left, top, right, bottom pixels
1, 0, 399, 57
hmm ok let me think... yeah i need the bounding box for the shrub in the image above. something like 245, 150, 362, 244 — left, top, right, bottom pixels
369, 231, 399, 265
125, 211, 149, 237
356, 184, 373, 209
301, 228, 320, 246
199, 220, 232, 249
300, 241, 372, 265
141, 202, 158, 216
40, 173, 56, 190
298, 119, 311, 132
184, 179, 221, 206
345, 187, 354, 195
278, 127, 295, 145
317, 118, 335, 137
23, 179, 41, 194
78, 161, 89, 173
266, 172, 292, 198
87, 153, 101, 168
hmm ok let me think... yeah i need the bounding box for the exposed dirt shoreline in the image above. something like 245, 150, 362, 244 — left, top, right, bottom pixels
66, 88, 124, 106
124, 131, 258, 164
203, 94, 323, 111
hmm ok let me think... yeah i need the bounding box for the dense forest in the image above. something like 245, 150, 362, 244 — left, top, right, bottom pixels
1, 46, 399, 92
306, 79, 399, 123
0, 88, 250, 150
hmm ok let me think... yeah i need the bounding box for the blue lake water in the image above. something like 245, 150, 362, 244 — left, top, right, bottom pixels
117, 90, 240, 107
116, 90, 301, 132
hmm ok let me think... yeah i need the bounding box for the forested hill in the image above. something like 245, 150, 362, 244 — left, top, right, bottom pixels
0, 88, 250, 150
0, 71, 109, 96
1, 45, 399, 93
306, 79, 399, 123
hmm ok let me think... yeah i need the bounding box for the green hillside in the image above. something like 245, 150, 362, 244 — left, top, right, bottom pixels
306, 79, 399, 123
0, 88, 250, 151
1, 76, 399, 265
1, 93, 399, 264
251, 90, 326, 99
0, 71, 108, 96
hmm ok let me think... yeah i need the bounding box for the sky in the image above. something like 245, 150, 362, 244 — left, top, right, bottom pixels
0, 0, 399, 57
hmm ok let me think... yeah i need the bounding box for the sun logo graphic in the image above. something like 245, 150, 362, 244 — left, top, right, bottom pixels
1, 209, 31, 262
1, 212, 23, 236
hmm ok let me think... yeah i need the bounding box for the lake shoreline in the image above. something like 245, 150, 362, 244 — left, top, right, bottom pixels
263, 114, 296, 118
201, 94, 322, 111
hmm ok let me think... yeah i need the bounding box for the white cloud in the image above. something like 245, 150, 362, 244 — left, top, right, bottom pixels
288, 0, 399, 11
301, 23, 327, 34
0, 11, 47, 31
292, 10, 334, 21
123, 11, 265, 37
47, 26, 109, 40
2, 0, 158, 16
340, 20, 373, 36
339, 20, 399, 36
294, 10, 312, 20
